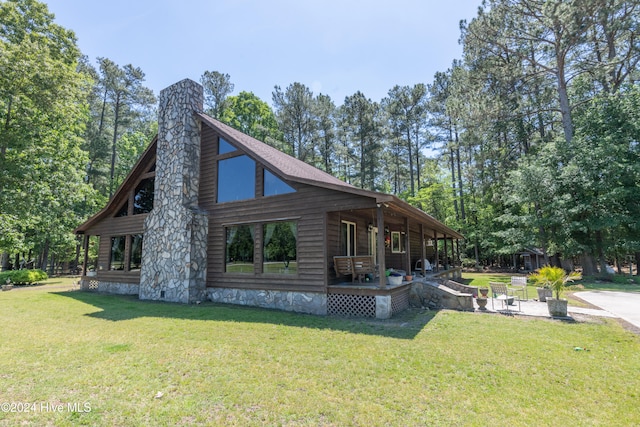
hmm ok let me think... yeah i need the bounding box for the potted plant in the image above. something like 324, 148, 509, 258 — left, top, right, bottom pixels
476, 295, 488, 310
530, 266, 581, 317
536, 286, 552, 302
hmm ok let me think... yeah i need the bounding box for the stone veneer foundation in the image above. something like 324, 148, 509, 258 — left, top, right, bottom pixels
207, 288, 328, 316
139, 79, 208, 304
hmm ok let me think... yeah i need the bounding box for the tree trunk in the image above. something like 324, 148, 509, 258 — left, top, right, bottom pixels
450, 145, 459, 221
555, 56, 574, 147
109, 92, 122, 199
406, 129, 415, 196
580, 254, 598, 276
40, 239, 50, 271
595, 230, 609, 275
456, 140, 465, 221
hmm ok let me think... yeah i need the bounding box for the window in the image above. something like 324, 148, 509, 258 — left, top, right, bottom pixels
218, 155, 256, 202
225, 225, 254, 273
133, 177, 154, 214
264, 170, 295, 197
87, 236, 100, 272
263, 222, 297, 274
341, 221, 356, 256
109, 236, 126, 270
129, 234, 143, 270
218, 137, 236, 155
115, 202, 128, 217
391, 231, 405, 253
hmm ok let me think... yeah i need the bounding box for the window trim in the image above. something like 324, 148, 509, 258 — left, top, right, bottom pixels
341, 220, 357, 256
223, 219, 299, 277
391, 231, 406, 254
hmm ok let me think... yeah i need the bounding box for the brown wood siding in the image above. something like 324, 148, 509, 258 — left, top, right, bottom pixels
84, 214, 148, 280
199, 128, 376, 294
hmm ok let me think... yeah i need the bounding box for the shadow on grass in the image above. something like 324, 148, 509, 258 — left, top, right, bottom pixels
53, 290, 437, 340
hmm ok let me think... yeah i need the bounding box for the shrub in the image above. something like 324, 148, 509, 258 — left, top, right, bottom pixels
0, 269, 49, 285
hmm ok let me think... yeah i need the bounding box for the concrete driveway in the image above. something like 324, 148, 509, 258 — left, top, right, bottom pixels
574, 291, 640, 329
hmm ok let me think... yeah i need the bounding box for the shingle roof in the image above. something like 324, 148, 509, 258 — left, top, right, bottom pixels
198, 113, 359, 192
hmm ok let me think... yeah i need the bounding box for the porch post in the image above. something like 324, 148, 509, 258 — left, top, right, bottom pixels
433, 231, 439, 272
376, 204, 386, 288
404, 217, 410, 274
456, 239, 461, 267
81, 234, 89, 276
420, 224, 426, 276
444, 234, 449, 270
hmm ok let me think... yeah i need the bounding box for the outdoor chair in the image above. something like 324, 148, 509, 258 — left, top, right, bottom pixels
510, 276, 528, 300
490, 282, 520, 313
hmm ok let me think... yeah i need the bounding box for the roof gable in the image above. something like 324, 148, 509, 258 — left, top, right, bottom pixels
198, 113, 358, 191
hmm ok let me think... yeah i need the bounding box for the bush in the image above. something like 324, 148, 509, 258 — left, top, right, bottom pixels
0, 269, 49, 285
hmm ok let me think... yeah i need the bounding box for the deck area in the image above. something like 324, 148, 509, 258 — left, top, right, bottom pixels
327, 280, 414, 318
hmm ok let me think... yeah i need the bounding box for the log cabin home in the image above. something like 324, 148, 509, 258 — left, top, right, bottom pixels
75, 79, 463, 318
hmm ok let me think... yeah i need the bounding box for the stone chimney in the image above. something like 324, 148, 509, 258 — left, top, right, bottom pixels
139, 79, 208, 303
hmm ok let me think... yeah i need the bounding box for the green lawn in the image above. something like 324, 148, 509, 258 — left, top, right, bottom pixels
1, 276, 639, 426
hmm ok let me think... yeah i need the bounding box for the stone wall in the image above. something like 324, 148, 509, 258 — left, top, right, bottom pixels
207, 288, 327, 315
139, 79, 208, 304
97, 281, 139, 295
409, 280, 475, 311
443, 279, 478, 297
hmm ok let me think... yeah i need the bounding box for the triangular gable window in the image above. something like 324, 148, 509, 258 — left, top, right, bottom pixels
115, 201, 129, 217
264, 169, 295, 196
218, 138, 236, 155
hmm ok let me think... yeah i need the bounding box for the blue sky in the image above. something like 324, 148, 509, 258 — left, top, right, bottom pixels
44, 0, 481, 105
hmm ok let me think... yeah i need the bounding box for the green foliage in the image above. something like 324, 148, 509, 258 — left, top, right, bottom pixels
201, 70, 234, 119
529, 266, 581, 299
0, 269, 48, 285
0, 0, 97, 264
220, 91, 283, 149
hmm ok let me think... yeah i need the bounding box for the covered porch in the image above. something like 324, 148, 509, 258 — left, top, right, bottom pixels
326, 197, 463, 318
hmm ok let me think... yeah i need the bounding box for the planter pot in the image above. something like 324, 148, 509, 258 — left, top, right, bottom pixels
547, 298, 568, 317
405, 275, 413, 281
479, 287, 489, 298
476, 297, 488, 310
388, 275, 403, 286
537, 287, 552, 302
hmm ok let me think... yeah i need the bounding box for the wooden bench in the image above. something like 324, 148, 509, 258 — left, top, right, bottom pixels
333, 255, 375, 283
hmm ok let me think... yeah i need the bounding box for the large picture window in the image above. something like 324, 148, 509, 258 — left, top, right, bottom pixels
263, 222, 297, 274
225, 225, 254, 273
109, 236, 126, 270
218, 155, 256, 202
129, 234, 143, 270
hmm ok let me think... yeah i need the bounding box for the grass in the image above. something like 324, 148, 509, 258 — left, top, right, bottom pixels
1, 276, 640, 426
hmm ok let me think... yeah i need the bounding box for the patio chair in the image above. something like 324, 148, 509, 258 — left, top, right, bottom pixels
510, 276, 528, 300
490, 282, 520, 313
